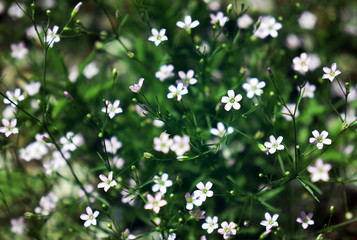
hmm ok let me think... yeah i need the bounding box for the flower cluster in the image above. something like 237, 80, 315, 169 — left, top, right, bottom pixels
153, 132, 190, 156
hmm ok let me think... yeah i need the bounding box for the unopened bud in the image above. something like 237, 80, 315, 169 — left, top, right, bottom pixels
143, 152, 153, 159
98, 132, 103, 138
227, 4, 233, 15
131, 165, 136, 170
330, 205, 335, 214
46, 10, 51, 16
112, 68, 117, 79
71, 2, 82, 19
63, 91, 72, 100
115, 10, 120, 20
126, 51, 135, 59
107, 223, 112, 229
267, 67, 272, 74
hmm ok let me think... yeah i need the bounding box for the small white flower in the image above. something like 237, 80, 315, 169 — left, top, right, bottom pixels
3, 88, 25, 107
101, 100, 123, 119
176, 70, 197, 86
202, 216, 219, 234
97, 171, 117, 192
80, 206, 99, 227
285, 34, 302, 50
60, 132, 84, 152
210, 122, 234, 138
293, 52, 311, 74
309, 130, 332, 149
170, 135, 190, 156
154, 132, 173, 154
167, 233, 176, 240
217, 221, 237, 239
322, 63, 341, 82
152, 173, 173, 194
254, 16, 282, 39
68, 65, 79, 83
221, 90, 242, 111
176, 15, 200, 30
148, 28, 168, 46
297, 82, 316, 98
129, 78, 144, 93
34, 192, 58, 216
167, 83, 188, 101
237, 14, 253, 29
242, 78, 266, 99
281, 103, 299, 121
121, 228, 136, 240
45, 25, 60, 48
104, 136, 122, 154
11, 217, 25, 235
144, 192, 167, 214
210, 11, 228, 27
11, 42, 28, 59
155, 64, 175, 81
0, 118, 19, 137
296, 211, 314, 229
307, 158, 331, 182
185, 192, 202, 210
25, 82, 41, 96
260, 212, 279, 231
8, 2, 25, 20
83, 62, 99, 79
264, 135, 284, 154
193, 181, 213, 202
298, 11, 317, 30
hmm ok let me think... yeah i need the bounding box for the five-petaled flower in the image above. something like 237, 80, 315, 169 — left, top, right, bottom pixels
307, 158, 332, 182
221, 90, 242, 111
148, 28, 168, 46
293, 52, 311, 74
155, 64, 175, 81
129, 78, 144, 93
144, 192, 167, 214
296, 211, 314, 229
260, 212, 279, 231
309, 130, 332, 149
210, 122, 234, 138
80, 206, 99, 227
202, 216, 219, 234
154, 132, 173, 154
0, 118, 19, 137
176, 15, 200, 31
254, 16, 282, 39
3, 88, 25, 107
170, 135, 190, 156
217, 221, 237, 239
322, 63, 341, 82
210, 11, 228, 27
101, 100, 123, 119
45, 25, 60, 48
190, 209, 206, 221
152, 173, 173, 194
185, 192, 202, 210
242, 78, 266, 99
167, 83, 188, 101
264, 135, 284, 154
193, 181, 213, 202
176, 70, 197, 86
97, 171, 117, 192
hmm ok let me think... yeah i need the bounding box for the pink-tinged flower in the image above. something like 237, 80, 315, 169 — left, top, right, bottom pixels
3, 88, 25, 107
45, 25, 60, 48
11, 217, 25, 234
307, 158, 332, 182
0, 118, 19, 137
254, 16, 282, 39
176, 70, 197, 86
193, 181, 213, 202
129, 78, 144, 93
293, 52, 311, 74
190, 209, 206, 221
264, 135, 284, 154
322, 63, 341, 82
155, 64, 175, 81
167, 83, 188, 101
144, 192, 167, 214
202, 216, 219, 234
121, 228, 136, 240
170, 135, 190, 156
210, 11, 228, 27
148, 28, 168, 46
221, 90, 242, 111
217, 221, 237, 239
309, 130, 332, 149
297, 81, 316, 98
152, 173, 173, 194
176, 15, 200, 30
97, 171, 117, 192
260, 212, 279, 231
11, 41, 28, 59
185, 192, 203, 210
80, 206, 99, 227
154, 132, 173, 154
101, 100, 123, 119
296, 211, 314, 229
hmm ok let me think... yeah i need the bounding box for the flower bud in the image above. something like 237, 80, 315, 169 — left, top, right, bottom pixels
227, 4, 233, 15
143, 152, 153, 159
63, 91, 72, 100
46, 10, 51, 16
71, 2, 82, 19
112, 68, 117, 79
330, 205, 335, 214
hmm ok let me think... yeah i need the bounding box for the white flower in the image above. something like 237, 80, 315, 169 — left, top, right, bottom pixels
60, 132, 84, 152
193, 181, 213, 202
152, 173, 173, 194
154, 132, 173, 154
292, 52, 311, 74
242, 78, 266, 99
129, 78, 144, 93
112, 156, 125, 169
34, 192, 58, 216
83, 62, 99, 79
80, 206, 99, 227
202, 216, 219, 234
308, 53, 321, 71
297, 82, 316, 98
264, 135, 284, 154
217, 221, 237, 239
101, 100, 123, 119
285, 34, 302, 50
260, 212, 279, 231
121, 228, 136, 240
237, 14, 253, 29
170, 135, 190, 156
155, 64, 175, 81
296, 211, 314, 229
11, 217, 25, 235
322, 63, 341, 82
221, 90, 242, 111
167, 83, 188, 101
8, 3, 25, 20
309, 130, 332, 149
3, 88, 25, 107
144, 192, 167, 214
307, 158, 332, 182
10, 42, 28, 59
68, 65, 79, 83
298, 11, 317, 30
0, 118, 19, 137
167, 233, 176, 240
210, 11, 228, 27
210, 122, 234, 138
45, 25, 60, 48
176, 70, 197, 86
104, 136, 122, 154
281, 103, 299, 121
254, 16, 282, 39
97, 171, 117, 192
185, 192, 202, 210
25, 82, 41, 96
176, 15, 200, 30
148, 28, 168, 46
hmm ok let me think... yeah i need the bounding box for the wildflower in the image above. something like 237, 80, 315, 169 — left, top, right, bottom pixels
242, 78, 266, 99
144, 192, 167, 214
97, 171, 117, 192
80, 206, 99, 227
322, 63, 341, 82
104, 136, 122, 154
307, 159, 332, 182
154, 132, 174, 154
26, 24, 42, 39
193, 181, 213, 202
176, 15, 200, 31
60, 132, 84, 152
8, 2, 25, 20
185, 192, 202, 210
296, 212, 314, 229
25, 82, 41, 96
309, 130, 332, 149
83, 62, 99, 79
218, 221, 237, 239
112, 156, 125, 169
285, 34, 302, 50
11, 217, 25, 234
170, 135, 190, 156
260, 212, 279, 231
210, 11, 228, 27
293, 52, 311, 74
281, 103, 299, 121
254, 16, 282, 39
298, 82, 316, 98
101, 100, 123, 119
78, 184, 99, 203
221, 90, 242, 111
34, 192, 58, 215
237, 14, 253, 29
167, 233, 176, 240
10, 42, 28, 59
210, 122, 234, 138
129, 78, 144, 93
155, 64, 175, 81
202, 216, 219, 234
298, 11, 317, 30
167, 83, 188, 101
121, 228, 136, 240
152, 173, 173, 194
3, 88, 25, 107
264, 135, 284, 154
190, 209, 206, 221
0, 118, 19, 137
148, 28, 168, 46
45, 25, 60, 48
176, 70, 197, 86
